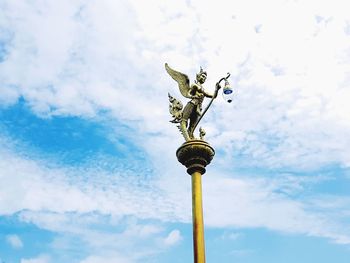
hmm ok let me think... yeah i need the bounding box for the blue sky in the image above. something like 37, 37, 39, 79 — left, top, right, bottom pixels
1, 0, 350, 262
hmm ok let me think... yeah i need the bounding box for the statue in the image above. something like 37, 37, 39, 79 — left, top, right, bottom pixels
166, 63, 230, 141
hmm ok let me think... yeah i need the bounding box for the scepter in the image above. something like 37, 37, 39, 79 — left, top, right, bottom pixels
191, 72, 231, 135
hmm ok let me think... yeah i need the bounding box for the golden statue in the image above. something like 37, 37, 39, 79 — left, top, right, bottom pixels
166, 63, 230, 141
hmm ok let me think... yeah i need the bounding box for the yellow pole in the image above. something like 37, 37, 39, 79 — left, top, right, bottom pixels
176, 140, 214, 263
192, 171, 206, 263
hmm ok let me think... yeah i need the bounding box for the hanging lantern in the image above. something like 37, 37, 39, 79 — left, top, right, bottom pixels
222, 79, 233, 103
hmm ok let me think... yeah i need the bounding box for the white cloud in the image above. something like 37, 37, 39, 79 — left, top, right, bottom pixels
221, 231, 242, 241
6, 234, 23, 249
21, 255, 51, 263
203, 174, 350, 244
163, 229, 182, 246
80, 255, 131, 263
1, 0, 350, 171
0, 136, 187, 221
229, 249, 254, 257
18, 210, 174, 262
1, 134, 350, 247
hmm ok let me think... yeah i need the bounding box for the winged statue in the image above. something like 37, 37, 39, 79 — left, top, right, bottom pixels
165, 63, 220, 141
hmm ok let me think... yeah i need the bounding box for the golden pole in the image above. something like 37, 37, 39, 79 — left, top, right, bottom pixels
176, 140, 215, 263
192, 171, 206, 263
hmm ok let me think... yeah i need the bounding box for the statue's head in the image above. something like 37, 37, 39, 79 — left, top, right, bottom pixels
196, 67, 207, 84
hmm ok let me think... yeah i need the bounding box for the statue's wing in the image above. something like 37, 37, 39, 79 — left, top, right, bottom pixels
165, 63, 191, 99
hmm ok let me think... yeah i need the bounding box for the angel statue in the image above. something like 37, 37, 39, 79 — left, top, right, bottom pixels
166, 63, 228, 141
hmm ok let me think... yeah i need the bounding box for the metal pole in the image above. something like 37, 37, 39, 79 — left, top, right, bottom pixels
192, 170, 206, 263
176, 140, 214, 263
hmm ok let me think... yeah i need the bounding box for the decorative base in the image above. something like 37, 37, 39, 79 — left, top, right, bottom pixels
176, 139, 215, 175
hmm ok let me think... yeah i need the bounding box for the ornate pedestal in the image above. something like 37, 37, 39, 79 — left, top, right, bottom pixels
176, 140, 215, 175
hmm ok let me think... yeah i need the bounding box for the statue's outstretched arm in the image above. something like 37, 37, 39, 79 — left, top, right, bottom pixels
203, 91, 214, 98
204, 83, 221, 98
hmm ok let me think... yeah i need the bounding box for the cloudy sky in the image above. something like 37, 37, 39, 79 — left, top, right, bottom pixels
1, 0, 350, 262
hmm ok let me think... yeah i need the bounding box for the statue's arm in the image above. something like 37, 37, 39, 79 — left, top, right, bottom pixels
204, 83, 221, 98
203, 90, 215, 98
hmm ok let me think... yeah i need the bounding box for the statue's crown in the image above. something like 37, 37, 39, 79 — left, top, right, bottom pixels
199, 66, 207, 76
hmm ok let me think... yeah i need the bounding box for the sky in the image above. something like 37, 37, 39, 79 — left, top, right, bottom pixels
1, 0, 350, 262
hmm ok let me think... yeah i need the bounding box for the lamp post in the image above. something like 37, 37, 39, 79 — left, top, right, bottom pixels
177, 140, 214, 262
166, 63, 232, 263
